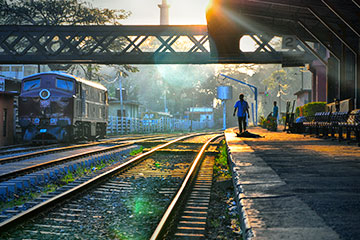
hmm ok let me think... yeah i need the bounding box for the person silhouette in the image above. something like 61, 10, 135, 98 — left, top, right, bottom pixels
233, 94, 250, 133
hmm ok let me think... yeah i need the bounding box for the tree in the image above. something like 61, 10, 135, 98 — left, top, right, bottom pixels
0, 0, 130, 25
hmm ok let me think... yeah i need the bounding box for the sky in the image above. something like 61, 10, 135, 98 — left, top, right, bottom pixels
90, 0, 210, 25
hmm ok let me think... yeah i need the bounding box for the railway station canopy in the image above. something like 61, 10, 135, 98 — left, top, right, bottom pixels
206, 0, 359, 59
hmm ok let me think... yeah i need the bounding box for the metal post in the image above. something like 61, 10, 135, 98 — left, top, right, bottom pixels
251, 103, 255, 125
254, 87, 258, 126
164, 89, 168, 113
119, 72, 124, 128
278, 77, 281, 115
223, 100, 227, 130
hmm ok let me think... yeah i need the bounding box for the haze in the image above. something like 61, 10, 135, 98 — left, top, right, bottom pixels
91, 0, 210, 25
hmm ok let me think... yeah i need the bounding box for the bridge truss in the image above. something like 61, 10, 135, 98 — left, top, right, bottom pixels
0, 25, 314, 65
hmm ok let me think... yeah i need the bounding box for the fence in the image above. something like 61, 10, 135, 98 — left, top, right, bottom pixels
107, 116, 214, 134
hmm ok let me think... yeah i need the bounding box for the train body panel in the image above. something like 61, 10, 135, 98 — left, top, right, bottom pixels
19, 72, 108, 142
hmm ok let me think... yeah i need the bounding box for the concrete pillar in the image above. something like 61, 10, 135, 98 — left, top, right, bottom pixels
357, 53, 360, 108
357, 39, 360, 108
327, 55, 340, 102
340, 43, 346, 100
158, 0, 170, 25
317, 64, 327, 102
339, 44, 356, 101
311, 68, 317, 101
310, 60, 327, 102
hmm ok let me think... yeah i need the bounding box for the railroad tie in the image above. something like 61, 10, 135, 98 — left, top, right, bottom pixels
173, 156, 214, 239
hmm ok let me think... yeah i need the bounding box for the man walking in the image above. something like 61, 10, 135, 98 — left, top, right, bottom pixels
233, 94, 250, 133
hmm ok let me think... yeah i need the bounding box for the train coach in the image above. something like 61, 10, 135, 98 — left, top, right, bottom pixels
19, 71, 108, 142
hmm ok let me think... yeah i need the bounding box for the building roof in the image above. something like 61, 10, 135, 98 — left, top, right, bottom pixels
294, 89, 311, 96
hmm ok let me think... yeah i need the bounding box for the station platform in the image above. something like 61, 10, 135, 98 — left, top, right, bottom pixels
225, 127, 360, 240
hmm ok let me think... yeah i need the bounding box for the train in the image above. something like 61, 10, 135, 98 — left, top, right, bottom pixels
19, 72, 108, 142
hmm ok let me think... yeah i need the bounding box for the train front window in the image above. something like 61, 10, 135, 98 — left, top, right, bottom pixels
23, 79, 40, 91
56, 79, 74, 92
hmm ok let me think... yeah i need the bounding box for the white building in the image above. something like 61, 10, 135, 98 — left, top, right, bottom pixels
0, 65, 49, 79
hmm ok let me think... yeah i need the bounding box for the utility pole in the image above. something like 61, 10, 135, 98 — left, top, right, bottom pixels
119, 72, 124, 118
164, 89, 168, 113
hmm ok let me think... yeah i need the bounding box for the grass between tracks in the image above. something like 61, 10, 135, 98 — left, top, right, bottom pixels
129, 146, 143, 156
207, 140, 242, 239
213, 140, 232, 178
0, 154, 133, 212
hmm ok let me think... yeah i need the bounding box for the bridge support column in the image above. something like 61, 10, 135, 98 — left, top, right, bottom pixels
357, 40, 360, 108
310, 60, 327, 102
327, 55, 340, 103
357, 52, 360, 108
340, 44, 356, 101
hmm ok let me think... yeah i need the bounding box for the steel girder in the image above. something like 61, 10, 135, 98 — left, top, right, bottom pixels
0, 25, 314, 65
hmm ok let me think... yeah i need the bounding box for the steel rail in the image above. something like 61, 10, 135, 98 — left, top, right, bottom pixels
150, 134, 223, 240
0, 134, 176, 165
0, 143, 33, 152
0, 135, 179, 182
0, 143, 63, 156
0, 133, 203, 232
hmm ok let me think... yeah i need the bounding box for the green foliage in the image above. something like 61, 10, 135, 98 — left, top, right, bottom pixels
295, 102, 326, 118
130, 147, 144, 156
295, 106, 302, 117
0, 0, 130, 25
259, 115, 277, 131
266, 116, 277, 131
303, 102, 326, 116
214, 141, 231, 178
259, 116, 267, 126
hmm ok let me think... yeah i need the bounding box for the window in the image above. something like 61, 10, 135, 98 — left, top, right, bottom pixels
117, 109, 125, 117
23, 79, 40, 91
11, 66, 23, 72
56, 78, 74, 92
0, 66, 10, 72
24, 66, 36, 77
85, 103, 89, 117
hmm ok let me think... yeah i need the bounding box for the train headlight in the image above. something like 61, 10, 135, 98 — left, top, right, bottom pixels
50, 118, 57, 125
39, 89, 51, 100
33, 118, 40, 125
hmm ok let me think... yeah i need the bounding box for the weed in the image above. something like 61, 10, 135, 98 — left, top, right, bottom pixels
130, 147, 143, 156
213, 140, 231, 178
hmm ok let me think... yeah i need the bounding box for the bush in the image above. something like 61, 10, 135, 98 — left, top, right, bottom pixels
266, 116, 277, 131
296, 102, 326, 117
259, 116, 267, 127
259, 115, 277, 131
303, 102, 326, 116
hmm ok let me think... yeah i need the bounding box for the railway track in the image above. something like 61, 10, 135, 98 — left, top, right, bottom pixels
0, 132, 223, 239
0, 134, 176, 164
0, 134, 182, 183
0, 143, 63, 156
